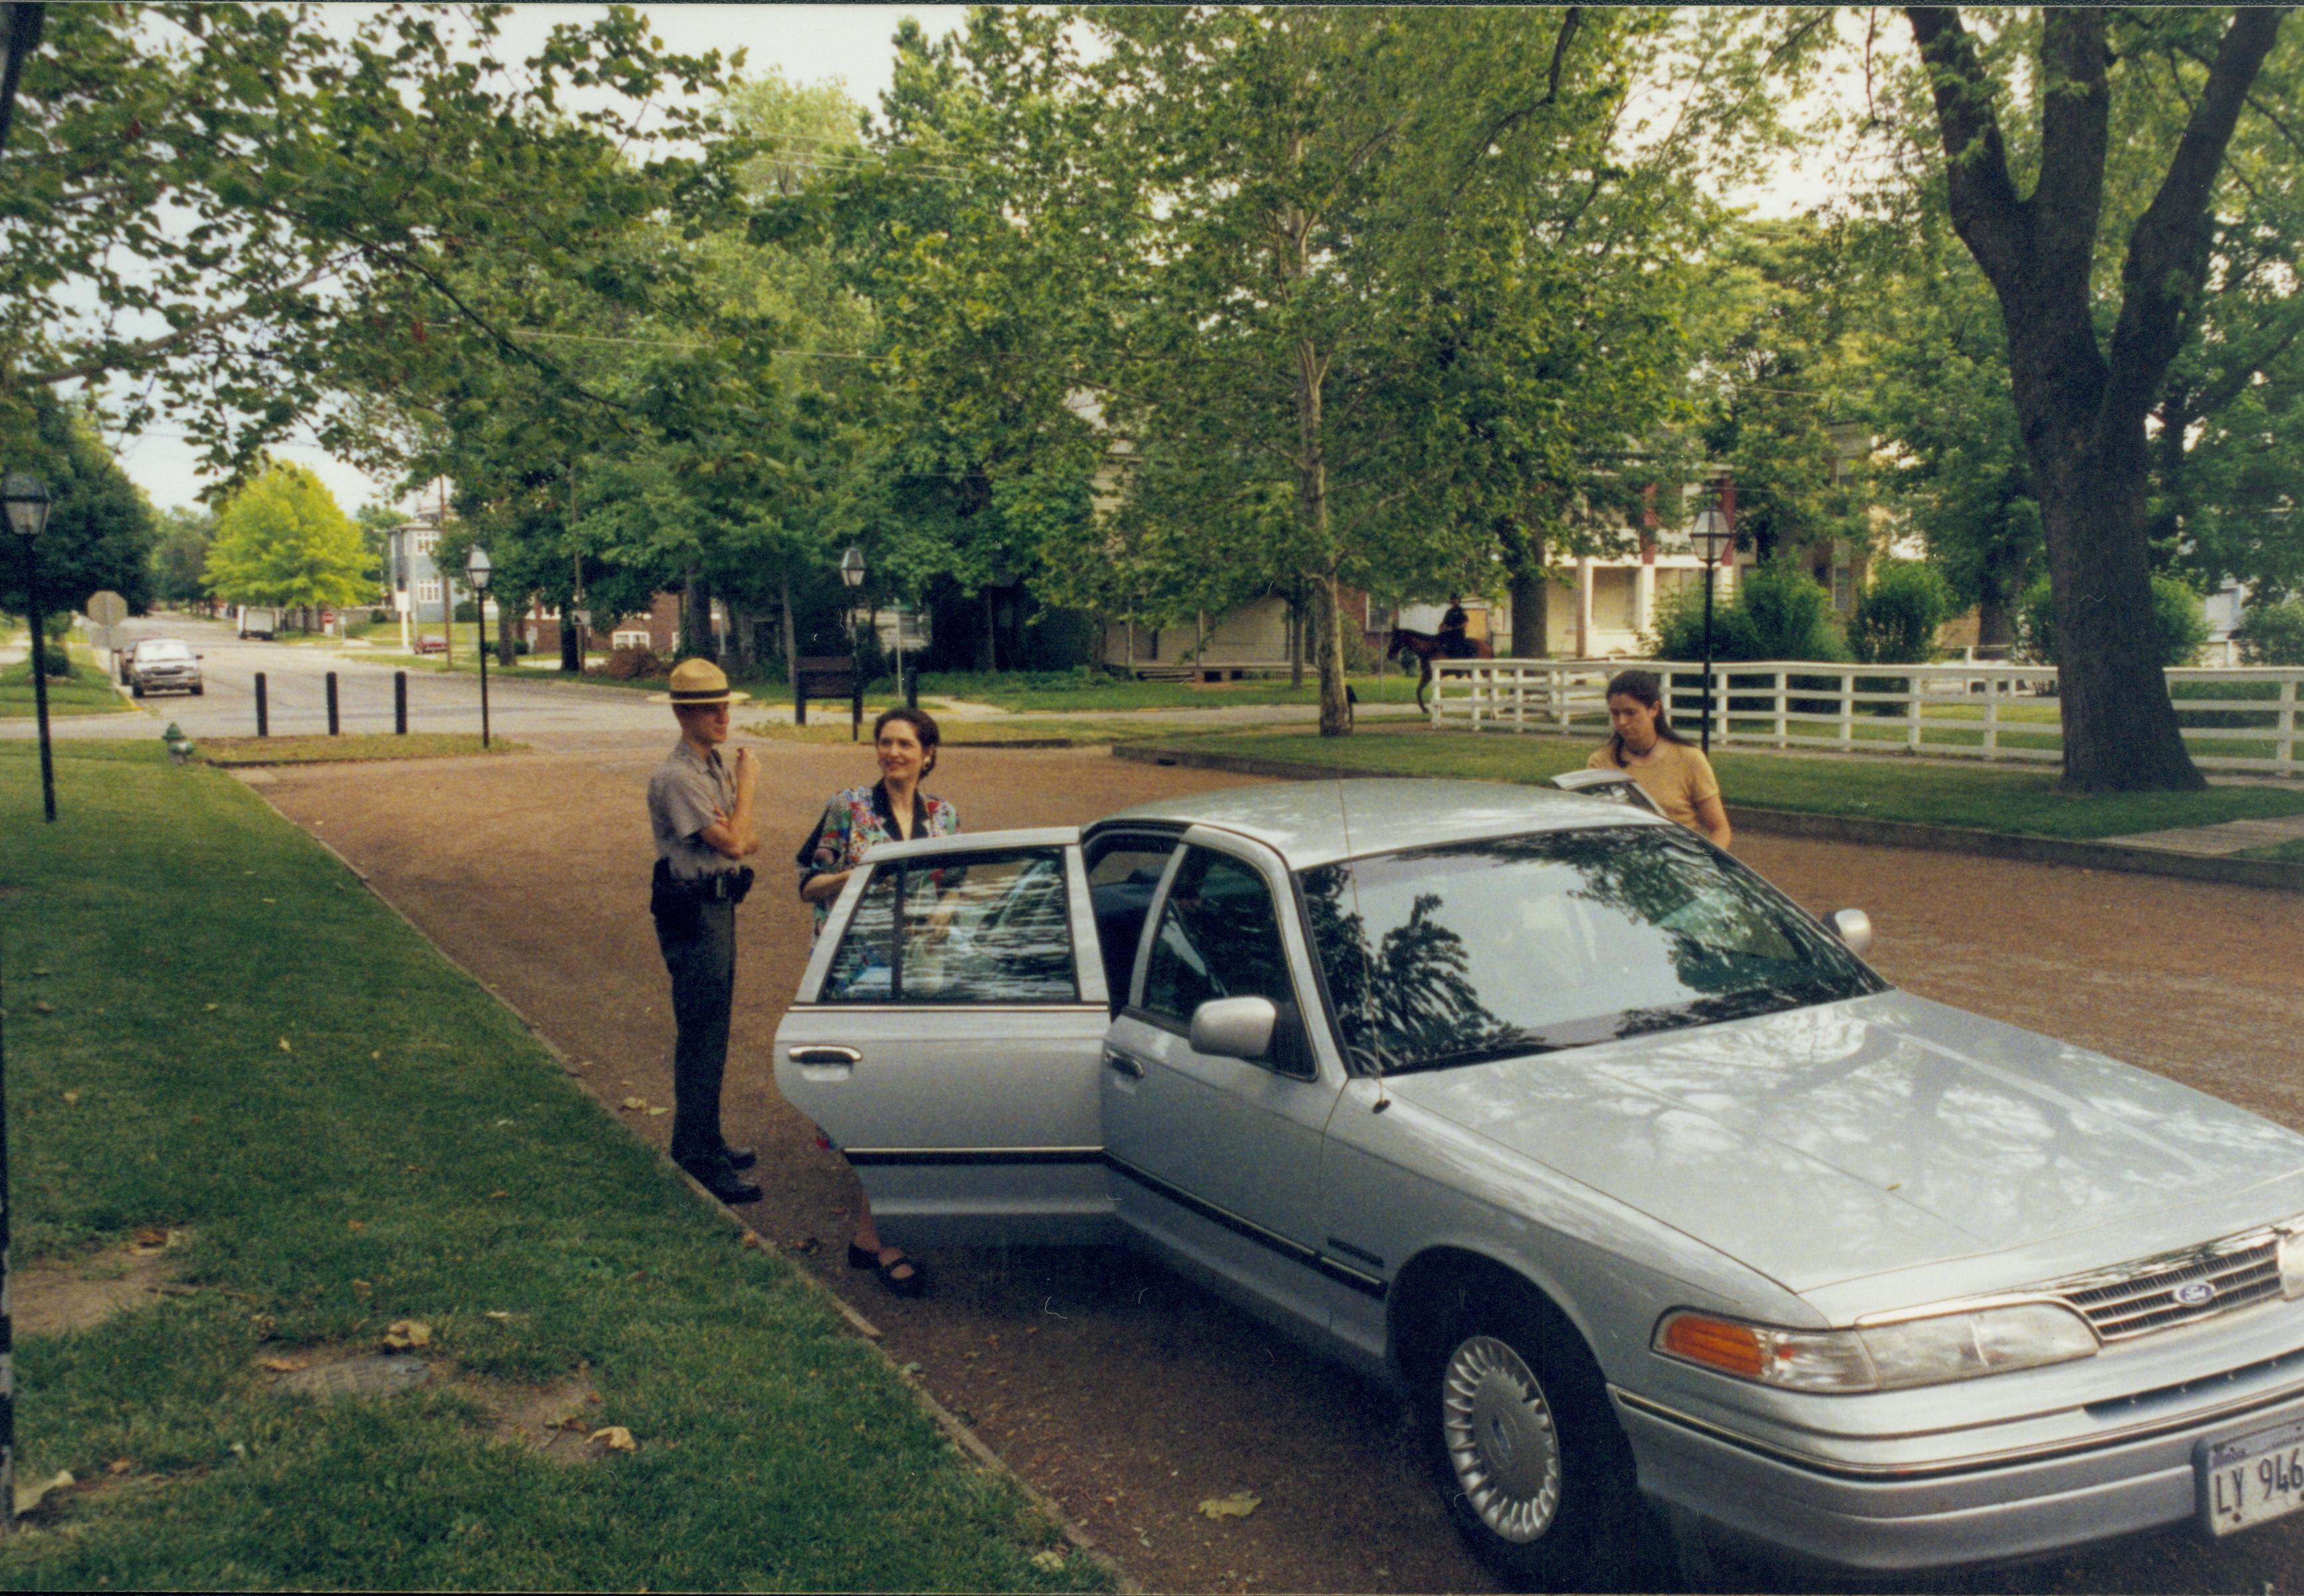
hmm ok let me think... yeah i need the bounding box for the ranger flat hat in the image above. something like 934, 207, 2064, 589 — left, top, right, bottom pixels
650, 657, 752, 707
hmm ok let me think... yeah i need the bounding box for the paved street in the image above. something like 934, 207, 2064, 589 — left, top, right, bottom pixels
1, 613, 669, 742
249, 736, 2304, 1596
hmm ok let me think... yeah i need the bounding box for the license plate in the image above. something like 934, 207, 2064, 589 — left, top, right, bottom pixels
2200, 1417, 2304, 1536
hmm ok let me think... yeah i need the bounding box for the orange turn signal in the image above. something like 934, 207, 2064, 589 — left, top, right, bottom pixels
1658, 1312, 1767, 1378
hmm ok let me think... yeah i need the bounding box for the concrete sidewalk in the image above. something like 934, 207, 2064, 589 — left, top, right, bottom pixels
2103, 811, 2304, 857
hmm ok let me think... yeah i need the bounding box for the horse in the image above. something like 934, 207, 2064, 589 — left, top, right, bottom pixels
1387, 627, 1493, 711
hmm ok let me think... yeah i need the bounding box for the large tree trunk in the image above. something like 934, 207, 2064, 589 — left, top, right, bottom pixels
1502, 523, 1549, 659
1904, 5, 2281, 791
681, 568, 714, 660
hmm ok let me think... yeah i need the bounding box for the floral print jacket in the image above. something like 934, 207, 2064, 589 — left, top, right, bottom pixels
795, 782, 961, 933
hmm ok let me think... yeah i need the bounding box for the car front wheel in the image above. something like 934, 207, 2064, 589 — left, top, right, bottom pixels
1429, 1290, 1642, 1591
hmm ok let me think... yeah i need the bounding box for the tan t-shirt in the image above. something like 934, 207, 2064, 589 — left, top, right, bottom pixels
1586, 739, 1721, 832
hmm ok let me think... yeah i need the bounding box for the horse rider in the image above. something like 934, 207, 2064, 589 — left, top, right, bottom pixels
1437, 596, 1475, 659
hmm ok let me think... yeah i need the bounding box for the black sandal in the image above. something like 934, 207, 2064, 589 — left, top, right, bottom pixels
846, 1242, 927, 1297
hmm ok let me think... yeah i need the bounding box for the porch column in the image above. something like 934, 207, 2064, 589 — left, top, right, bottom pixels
1575, 558, 1595, 659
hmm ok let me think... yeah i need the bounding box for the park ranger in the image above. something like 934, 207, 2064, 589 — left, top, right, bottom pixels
646, 658, 762, 1204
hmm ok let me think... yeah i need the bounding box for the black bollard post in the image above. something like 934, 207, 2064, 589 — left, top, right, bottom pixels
255, 671, 269, 737
394, 671, 407, 735
905, 666, 919, 710
326, 671, 340, 736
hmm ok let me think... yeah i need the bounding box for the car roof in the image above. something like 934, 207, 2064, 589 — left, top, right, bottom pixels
134, 637, 191, 651
1090, 778, 1670, 869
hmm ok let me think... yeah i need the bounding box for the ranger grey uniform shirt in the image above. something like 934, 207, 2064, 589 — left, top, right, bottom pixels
648, 741, 743, 882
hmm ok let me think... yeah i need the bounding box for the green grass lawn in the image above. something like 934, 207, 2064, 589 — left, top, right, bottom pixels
903, 668, 1425, 713
0, 649, 134, 719
1141, 726, 2304, 841
742, 716, 1169, 748
0, 740, 1103, 1591
198, 734, 522, 767
2240, 837, 2304, 863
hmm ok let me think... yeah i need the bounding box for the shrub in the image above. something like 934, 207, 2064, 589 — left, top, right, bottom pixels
1649, 560, 1844, 663
2018, 573, 2209, 667
1019, 606, 1099, 671
2233, 598, 2304, 665
1849, 560, 1956, 665
602, 647, 667, 681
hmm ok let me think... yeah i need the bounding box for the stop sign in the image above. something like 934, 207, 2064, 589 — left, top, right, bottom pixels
86, 590, 128, 627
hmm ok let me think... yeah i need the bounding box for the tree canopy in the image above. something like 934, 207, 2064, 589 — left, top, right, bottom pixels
204, 460, 370, 611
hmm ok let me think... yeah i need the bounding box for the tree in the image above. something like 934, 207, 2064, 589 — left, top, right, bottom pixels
1849, 559, 1956, 665
150, 505, 217, 608
1046, 7, 1771, 732
1900, 7, 2285, 790
0, 3, 739, 485
0, 393, 160, 620
204, 461, 372, 619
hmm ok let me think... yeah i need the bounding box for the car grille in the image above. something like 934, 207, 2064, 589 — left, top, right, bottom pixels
2050, 1232, 2287, 1341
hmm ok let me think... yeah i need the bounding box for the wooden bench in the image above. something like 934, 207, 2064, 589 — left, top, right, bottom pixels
794, 655, 862, 733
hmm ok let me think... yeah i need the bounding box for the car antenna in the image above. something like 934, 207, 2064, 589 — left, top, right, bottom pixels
1333, 782, 1392, 1113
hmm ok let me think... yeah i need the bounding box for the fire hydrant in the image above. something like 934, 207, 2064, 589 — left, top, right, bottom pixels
162, 721, 196, 765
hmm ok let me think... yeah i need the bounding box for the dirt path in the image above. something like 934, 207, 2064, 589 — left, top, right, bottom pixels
254, 734, 2304, 1595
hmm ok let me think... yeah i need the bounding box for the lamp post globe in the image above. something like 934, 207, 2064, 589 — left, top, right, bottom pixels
838, 544, 865, 590
5, 473, 57, 822
465, 546, 493, 748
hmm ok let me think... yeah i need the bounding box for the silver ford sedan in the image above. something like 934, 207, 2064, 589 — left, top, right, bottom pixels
774, 779, 2304, 1588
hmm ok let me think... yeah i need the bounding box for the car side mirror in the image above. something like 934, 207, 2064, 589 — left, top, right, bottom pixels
1189, 996, 1277, 1062
1825, 908, 1873, 956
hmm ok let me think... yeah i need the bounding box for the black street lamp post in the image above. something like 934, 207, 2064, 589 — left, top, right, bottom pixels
1690, 497, 1734, 756
465, 547, 493, 748
5, 473, 56, 821
838, 544, 866, 742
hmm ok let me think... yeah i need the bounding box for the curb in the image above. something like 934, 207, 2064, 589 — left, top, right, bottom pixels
233, 771, 1135, 1593
1113, 742, 2304, 895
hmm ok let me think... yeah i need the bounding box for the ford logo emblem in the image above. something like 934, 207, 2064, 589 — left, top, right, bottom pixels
2174, 1281, 2217, 1306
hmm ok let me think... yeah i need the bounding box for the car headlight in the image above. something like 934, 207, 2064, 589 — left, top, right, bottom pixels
2281, 1224, 2304, 1300
1655, 1303, 2098, 1393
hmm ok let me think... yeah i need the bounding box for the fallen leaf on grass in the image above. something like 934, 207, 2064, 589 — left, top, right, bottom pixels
260, 1357, 304, 1373
106, 1459, 132, 1476
587, 1426, 637, 1452
645, 1106, 668, 1117
382, 1319, 431, 1351
1198, 1492, 1261, 1521
277, 1037, 292, 1054
620, 1097, 647, 1111
31, 1000, 54, 1015
481, 1310, 520, 1321
13, 1469, 74, 1517
132, 1226, 167, 1248
346, 1219, 366, 1231
1030, 1550, 1067, 1573
31, 967, 49, 976
351, 1279, 372, 1297
203, 1002, 219, 1012
489, 1190, 510, 1200
62, 1089, 78, 1105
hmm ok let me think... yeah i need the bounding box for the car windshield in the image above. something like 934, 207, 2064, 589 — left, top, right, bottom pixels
138, 642, 192, 661
1300, 826, 1887, 1076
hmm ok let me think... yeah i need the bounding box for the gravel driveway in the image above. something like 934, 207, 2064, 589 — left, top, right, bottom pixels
251, 733, 2304, 1594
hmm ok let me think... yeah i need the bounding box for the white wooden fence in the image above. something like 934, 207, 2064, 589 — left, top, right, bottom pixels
1428, 659, 2304, 778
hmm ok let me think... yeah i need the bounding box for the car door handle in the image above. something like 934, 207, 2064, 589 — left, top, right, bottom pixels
1103, 1048, 1146, 1080
787, 1046, 862, 1066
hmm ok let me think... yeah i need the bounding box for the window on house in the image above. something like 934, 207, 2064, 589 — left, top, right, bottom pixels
1833, 562, 1855, 614
415, 579, 442, 605
415, 530, 438, 555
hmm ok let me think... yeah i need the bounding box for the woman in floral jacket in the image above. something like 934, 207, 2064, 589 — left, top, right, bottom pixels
793, 705, 957, 1295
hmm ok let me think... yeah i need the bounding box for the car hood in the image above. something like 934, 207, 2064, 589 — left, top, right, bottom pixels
1386, 991, 2304, 1294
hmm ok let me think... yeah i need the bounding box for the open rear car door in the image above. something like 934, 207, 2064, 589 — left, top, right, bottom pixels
772, 827, 1115, 1247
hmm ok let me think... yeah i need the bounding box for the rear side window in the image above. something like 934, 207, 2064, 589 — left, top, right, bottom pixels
1083, 833, 1179, 1010
818, 848, 1078, 1004
1139, 847, 1293, 1024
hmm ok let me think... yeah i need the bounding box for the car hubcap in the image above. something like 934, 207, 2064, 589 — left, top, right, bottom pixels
1442, 1334, 1562, 1545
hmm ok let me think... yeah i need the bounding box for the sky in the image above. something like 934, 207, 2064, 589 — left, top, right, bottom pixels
106, 3, 1863, 521
109, 4, 968, 518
